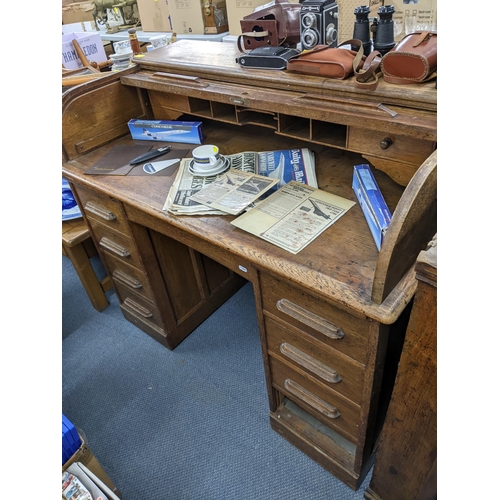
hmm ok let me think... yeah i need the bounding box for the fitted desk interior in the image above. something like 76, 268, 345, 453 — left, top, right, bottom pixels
62, 40, 437, 490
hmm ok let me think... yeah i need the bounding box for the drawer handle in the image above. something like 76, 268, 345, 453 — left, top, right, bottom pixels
84, 201, 117, 221
99, 237, 130, 258
149, 72, 208, 87
276, 299, 344, 340
280, 343, 341, 384
123, 297, 153, 318
284, 379, 340, 419
379, 137, 393, 150
112, 269, 142, 289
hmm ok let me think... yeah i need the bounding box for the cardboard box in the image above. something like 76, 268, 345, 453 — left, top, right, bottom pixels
62, 1, 95, 25
352, 164, 392, 251
128, 119, 206, 144
226, 0, 299, 37
137, 0, 173, 32
169, 0, 205, 34
390, 0, 437, 42
169, 0, 228, 35
204, 0, 229, 34
62, 32, 107, 70
62, 435, 117, 493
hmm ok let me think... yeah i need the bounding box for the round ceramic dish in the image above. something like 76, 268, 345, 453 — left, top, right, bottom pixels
188, 156, 230, 177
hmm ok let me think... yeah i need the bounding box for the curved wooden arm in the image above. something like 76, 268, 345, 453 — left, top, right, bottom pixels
372, 149, 437, 304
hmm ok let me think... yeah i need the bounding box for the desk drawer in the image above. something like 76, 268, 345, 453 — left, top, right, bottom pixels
266, 316, 364, 403
347, 127, 435, 166
75, 184, 130, 235
105, 252, 154, 301
261, 274, 369, 363
270, 357, 360, 441
115, 282, 164, 330
91, 222, 143, 270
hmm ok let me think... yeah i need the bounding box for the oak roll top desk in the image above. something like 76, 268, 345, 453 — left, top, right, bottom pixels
62, 40, 437, 490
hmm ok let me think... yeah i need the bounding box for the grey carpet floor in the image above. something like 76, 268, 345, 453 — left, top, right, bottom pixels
62, 254, 372, 499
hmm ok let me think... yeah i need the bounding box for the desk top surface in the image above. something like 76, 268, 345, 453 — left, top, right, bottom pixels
133, 40, 437, 114
63, 120, 416, 324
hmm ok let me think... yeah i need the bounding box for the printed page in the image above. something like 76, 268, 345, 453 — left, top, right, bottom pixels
231, 181, 356, 254
189, 170, 279, 215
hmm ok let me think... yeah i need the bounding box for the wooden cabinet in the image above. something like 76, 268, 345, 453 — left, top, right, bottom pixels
71, 181, 246, 349
364, 237, 437, 500
261, 273, 410, 488
62, 40, 437, 491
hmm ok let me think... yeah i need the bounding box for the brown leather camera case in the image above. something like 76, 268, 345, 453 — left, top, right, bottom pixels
381, 31, 437, 84
239, 0, 301, 49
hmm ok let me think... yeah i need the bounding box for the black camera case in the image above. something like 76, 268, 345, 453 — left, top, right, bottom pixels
236, 46, 300, 70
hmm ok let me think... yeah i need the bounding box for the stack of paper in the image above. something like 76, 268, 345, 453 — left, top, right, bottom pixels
164, 148, 317, 215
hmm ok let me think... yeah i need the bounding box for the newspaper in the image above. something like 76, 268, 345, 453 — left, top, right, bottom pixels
189, 169, 279, 215
163, 148, 316, 215
231, 181, 356, 254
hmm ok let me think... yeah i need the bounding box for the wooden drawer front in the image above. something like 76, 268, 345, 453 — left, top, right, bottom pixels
104, 252, 154, 301
75, 184, 130, 235
266, 316, 364, 403
347, 127, 435, 165
91, 222, 143, 270
261, 274, 369, 363
114, 282, 164, 330
270, 357, 360, 440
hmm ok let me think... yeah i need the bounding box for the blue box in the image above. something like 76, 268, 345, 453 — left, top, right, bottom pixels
128, 119, 205, 144
352, 164, 392, 251
63, 414, 82, 465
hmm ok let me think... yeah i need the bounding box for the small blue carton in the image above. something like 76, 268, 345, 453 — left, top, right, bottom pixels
62, 414, 82, 465
352, 164, 392, 251
128, 119, 205, 144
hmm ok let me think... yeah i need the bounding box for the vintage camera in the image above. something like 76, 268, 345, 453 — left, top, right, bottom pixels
300, 0, 339, 50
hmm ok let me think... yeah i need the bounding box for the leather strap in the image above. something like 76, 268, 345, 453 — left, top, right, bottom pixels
339, 39, 382, 90
237, 32, 270, 53
353, 49, 382, 90
338, 39, 365, 73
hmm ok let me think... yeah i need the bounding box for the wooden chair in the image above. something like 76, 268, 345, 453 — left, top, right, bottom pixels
62, 219, 113, 312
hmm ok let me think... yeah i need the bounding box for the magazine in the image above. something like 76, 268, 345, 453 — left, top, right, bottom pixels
163, 148, 316, 215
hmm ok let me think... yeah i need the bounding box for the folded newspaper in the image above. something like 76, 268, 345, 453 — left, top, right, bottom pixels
231, 181, 356, 254
189, 169, 279, 215
163, 148, 317, 215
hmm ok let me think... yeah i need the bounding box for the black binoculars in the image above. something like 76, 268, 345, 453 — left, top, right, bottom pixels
352, 5, 396, 55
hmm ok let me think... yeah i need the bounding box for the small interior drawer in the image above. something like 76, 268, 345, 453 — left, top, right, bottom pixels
265, 316, 365, 403
347, 127, 435, 166
269, 357, 360, 441
74, 183, 130, 235
261, 274, 370, 363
